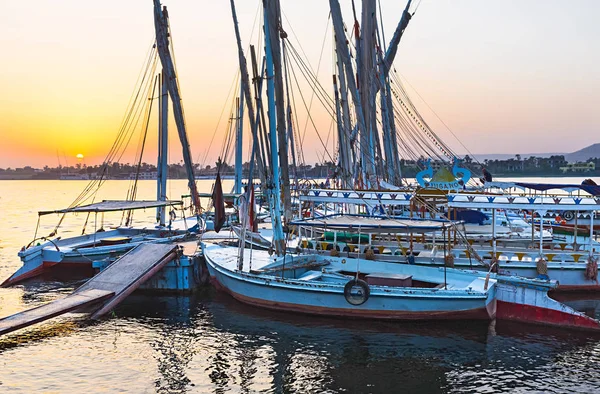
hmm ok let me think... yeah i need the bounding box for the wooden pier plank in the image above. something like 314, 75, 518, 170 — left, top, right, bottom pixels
0, 289, 114, 336
75, 243, 178, 319
0, 243, 179, 335
76, 243, 178, 294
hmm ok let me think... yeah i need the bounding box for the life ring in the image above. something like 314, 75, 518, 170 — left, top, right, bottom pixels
554, 215, 562, 223
344, 279, 370, 305
562, 211, 575, 221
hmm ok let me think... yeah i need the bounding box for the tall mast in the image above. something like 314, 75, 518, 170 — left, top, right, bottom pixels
329, 0, 369, 187
249, 46, 269, 185
234, 83, 245, 194
229, 0, 264, 189
263, 0, 286, 255
282, 39, 299, 194
333, 74, 351, 188
334, 48, 354, 189
383, 0, 413, 69
359, 0, 379, 182
152, 2, 201, 214
264, 0, 292, 224
156, 72, 169, 225
375, 22, 394, 183
382, 0, 412, 185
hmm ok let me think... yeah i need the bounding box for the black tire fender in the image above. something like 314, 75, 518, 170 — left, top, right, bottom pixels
344, 279, 370, 306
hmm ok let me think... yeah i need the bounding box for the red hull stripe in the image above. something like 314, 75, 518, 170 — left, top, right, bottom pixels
496, 300, 600, 331
1, 261, 95, 287
1, 265, 47, 287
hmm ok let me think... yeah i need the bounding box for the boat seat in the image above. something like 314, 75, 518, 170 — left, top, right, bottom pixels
99, 236, 132, 246
297, 270, 323, 281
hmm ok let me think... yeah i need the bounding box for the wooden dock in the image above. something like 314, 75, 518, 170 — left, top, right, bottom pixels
0, 243, 179, 335
74, 243, 179, 319
0, 289, 113, 336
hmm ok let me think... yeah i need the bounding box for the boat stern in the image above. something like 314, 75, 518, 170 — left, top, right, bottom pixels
496, 276, 600, 331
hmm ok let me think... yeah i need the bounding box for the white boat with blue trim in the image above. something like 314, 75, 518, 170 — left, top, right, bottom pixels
203, 241, 600, 330
203, 242, 497, 320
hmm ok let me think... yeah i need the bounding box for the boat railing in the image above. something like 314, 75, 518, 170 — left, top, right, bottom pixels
297, 237, 596, 264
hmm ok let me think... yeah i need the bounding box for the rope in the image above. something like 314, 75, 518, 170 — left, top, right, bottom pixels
536, 258, 548, 276
585, 256, 598, 281
126, 73, 159, 226
48, 44, 159, 237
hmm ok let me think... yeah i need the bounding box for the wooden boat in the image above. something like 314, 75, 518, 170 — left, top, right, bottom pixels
291, 213, 600, 291
203, 242, 600, 330
203, 242, 497, 321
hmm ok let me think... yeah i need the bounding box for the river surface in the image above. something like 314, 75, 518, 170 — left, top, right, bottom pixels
1, 178, 600, 393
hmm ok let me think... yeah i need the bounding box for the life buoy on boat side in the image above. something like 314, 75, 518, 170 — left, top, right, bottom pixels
344, 279, 370, 306
562, 211, 575, 221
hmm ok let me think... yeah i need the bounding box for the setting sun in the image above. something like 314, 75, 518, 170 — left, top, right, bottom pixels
76, 153, 84, 159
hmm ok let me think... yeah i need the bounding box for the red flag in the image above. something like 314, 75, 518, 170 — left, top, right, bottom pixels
248, 187, 255, 231
212, 173, 226, 233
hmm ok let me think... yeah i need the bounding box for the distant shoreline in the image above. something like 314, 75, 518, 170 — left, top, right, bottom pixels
1, 173, 597, 181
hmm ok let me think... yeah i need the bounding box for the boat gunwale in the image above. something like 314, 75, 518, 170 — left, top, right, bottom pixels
202, 245, 495, 300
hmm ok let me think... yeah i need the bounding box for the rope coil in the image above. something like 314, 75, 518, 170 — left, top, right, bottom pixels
445, 253, 455, 268
536, 258, 548, 276
585, 256, 598, 282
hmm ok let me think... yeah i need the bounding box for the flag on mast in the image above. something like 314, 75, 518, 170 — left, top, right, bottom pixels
212, 173, 226, 232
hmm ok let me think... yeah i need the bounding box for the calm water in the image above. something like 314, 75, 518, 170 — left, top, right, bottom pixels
1, 178, 600, 393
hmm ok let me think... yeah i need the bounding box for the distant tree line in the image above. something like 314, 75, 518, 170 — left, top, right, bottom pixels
0, 160, 341, 180
2, 154, 599, 180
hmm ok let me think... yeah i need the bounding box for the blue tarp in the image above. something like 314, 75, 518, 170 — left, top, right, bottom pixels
449, 209, 489, 225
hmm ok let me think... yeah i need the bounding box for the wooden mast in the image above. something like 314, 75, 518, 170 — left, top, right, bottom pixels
360, 0, 379, 183
329, 0, 369, 187
264, 0, 293, 225
234, 84, 245, 195
382, 0, 413, 185
152, 2, 201, 215
156, 72, 169, 226
263, 0, 286, 255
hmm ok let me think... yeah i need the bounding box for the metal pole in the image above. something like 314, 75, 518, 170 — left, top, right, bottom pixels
492, 208, 497, 258
589, 211, 595, 256
574, 210, 579, 251
443, 227, 447, 290
94, 212, 97, 246
539, 210, 544, 257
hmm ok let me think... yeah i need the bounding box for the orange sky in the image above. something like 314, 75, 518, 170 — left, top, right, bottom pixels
1, 0, 599, 168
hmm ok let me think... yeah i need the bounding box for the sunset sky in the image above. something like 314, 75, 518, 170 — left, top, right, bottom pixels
0, 0, 598, 168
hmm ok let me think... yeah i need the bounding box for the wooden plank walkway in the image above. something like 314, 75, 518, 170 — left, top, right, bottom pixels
75, 243, 178, 319
0, 289, 114, 336
0, 243, 179, 335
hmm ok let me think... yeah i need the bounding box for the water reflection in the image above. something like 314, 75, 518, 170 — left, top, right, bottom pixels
2, 177, 600, 392
1, 285, 600, 392
89, 291, 599, 393
205, 294, 488, 393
